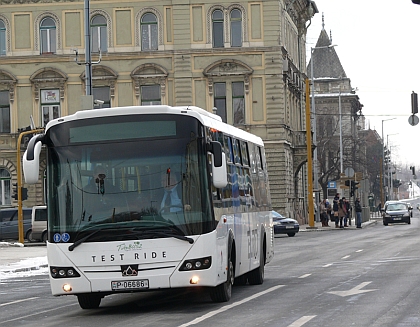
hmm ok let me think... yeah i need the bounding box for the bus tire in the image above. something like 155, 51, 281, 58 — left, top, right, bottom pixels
247, 234, 265, 285
77, 293, 102, 309
210, 244, 234, 302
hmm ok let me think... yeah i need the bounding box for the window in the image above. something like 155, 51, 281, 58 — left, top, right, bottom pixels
232, 82, 244, 124
40, 17, 56, 54
141, 85, 161, 105
40, 89, 60, 126
230, 9, 242, 47
0, 168, 11, 206
91, 15, 107, 53
93, 86, 111, 109
212, 10, 224, 48
0, 90, 10, 133
141, 13, 158, 50
214, 83, 226, 122
0, 19, 5, 56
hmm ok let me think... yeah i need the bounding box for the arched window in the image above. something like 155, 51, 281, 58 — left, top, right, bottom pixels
91, 15, 107, 53
40, 17, 56, 54
212, 10, 224, 48
230, 9, 242, 47
0, 20, 5, 56
0, 168, 11, 206
141, 13, 158, 50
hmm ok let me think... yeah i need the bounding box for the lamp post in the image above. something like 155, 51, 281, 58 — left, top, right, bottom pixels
381, 118, 396, 204
386, 134, 398, 200
310, 44, 336, 222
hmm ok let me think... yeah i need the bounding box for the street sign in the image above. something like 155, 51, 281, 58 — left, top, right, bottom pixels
408, 114, 419, 126
328, 181, 337, 188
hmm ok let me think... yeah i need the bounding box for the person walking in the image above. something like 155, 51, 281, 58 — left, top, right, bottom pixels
343, 197, 350, 227
355, 198, 362, 228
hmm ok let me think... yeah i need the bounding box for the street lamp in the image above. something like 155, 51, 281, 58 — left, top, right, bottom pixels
386, 133, 399, 200
381, 118, 396, 204
310, 44, 336, 222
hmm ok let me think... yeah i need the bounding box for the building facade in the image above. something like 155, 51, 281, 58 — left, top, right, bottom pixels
0, 0, 317, 221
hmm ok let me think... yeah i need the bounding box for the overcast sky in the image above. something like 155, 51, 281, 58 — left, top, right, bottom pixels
306, 0, 420, 169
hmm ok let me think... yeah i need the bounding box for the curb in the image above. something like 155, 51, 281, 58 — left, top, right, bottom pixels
301, 220, 377, 232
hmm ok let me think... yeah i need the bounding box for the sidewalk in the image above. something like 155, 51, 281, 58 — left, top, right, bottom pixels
300, 216, 379, 231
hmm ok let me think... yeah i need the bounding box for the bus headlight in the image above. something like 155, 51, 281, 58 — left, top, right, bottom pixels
50, 266, 81, 278
179, 257, 211, 271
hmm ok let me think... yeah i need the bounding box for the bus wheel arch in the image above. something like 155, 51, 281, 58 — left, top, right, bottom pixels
210, 233, 235, 302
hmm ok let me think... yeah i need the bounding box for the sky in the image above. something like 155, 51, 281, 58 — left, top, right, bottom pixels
306, 0, 420, 169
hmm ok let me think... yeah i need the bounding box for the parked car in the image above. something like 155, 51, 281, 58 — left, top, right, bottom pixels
0, 207, 32, 241
31, 205, 47, 243
272, 210, 299, 237
382, 201, 412, 226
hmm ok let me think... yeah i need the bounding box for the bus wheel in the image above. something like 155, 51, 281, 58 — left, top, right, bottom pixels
210, 251, 234, 302
77, 294, 102, 309
247, 239, 265, 285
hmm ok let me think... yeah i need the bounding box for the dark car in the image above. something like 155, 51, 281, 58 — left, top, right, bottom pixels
382, 201, 412, 226
0, 207, 32, 241
272, 210, 299, 237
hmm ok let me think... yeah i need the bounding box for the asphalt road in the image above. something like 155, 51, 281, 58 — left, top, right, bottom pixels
1, 208, 420, 327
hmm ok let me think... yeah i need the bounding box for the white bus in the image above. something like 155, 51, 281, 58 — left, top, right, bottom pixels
23, 105, 274, 309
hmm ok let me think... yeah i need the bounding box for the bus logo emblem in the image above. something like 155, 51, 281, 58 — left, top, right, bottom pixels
121, 265, 138, 277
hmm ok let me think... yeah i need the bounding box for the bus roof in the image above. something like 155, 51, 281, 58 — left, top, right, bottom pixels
46, 105, 264, 146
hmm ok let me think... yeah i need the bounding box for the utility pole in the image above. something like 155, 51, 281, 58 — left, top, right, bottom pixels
305, 79, 315, 228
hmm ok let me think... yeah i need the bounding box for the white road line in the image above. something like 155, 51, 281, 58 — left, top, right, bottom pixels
178, 285, 284, 327
0, 297, 38, 307
298, 274, 311, 279
287, 315, 317, 327
341, 255, 350, 260
322, 263, 332, 267
0, 303, 78, 325
356, 249, 363, 253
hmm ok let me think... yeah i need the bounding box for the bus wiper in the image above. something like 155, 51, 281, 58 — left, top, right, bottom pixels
68, 228, 102, 251
132, 229, 194, 244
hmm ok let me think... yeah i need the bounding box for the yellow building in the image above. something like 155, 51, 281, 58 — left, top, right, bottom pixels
0, 0, 317, 222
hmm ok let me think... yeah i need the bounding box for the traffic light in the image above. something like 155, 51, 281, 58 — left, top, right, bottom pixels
345, 180, 350, 186
412, 92, 418, 114
21, 187, 28, 201
410, 166, 415, 175
350, 181, 359, 197
12, 183, 18, 200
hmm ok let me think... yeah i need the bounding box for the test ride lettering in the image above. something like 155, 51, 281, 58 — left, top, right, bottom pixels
92, 251, 167, 263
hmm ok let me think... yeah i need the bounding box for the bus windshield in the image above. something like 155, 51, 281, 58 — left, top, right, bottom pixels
45, 114, 215, 244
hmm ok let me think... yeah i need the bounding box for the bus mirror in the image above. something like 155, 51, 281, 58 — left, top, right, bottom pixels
212, 152, 228, 188
23, 134, 44, 184
208, 141, 223, 167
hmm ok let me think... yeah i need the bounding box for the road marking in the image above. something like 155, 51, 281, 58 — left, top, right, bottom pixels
322, 263, 332, 267
341, 255, 350, 259
298, 274, 311, 279
327, 281, 377, 297
0, 297, 38, 307
178, 285, 284, 327
356, 249, 363, 253
287, 315, 317, 327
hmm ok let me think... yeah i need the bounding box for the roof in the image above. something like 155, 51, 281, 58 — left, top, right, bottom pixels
307, 29, 347, 80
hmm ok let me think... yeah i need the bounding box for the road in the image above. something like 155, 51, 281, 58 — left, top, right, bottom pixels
1, 207, 420, 327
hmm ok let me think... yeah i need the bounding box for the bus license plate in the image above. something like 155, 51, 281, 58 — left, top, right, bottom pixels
111, 280, 149, 290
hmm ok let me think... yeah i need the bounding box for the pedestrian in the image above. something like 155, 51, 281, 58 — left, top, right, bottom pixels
376, 202, 382, 217
355, 198, 362, 228
338, 197, 347, 228
325, 199, 331, 227
343, 197, 351, 227
333, 193, 340, 228
319, 199, 329, 227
